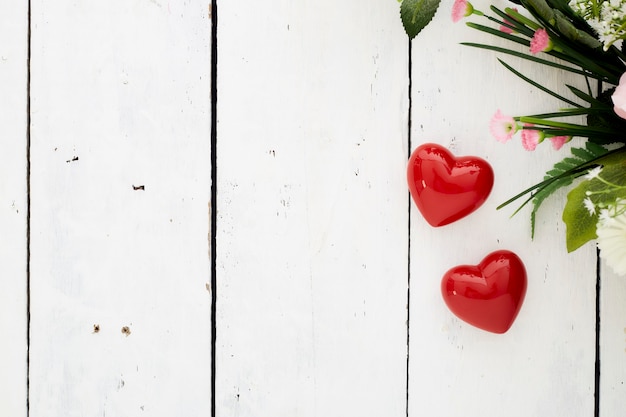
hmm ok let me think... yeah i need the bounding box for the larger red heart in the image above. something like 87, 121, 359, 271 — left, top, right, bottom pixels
407, 143, 494, 227
441, 250, 527, 334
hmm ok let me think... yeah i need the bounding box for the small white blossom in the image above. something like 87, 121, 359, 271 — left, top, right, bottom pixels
599, 208, 612, 223
585, 166, 603, 180
584, 197, 597, 215
570, 0, 626, 49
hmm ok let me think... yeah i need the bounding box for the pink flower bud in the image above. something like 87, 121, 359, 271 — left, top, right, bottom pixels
549, 135, 570, 150
521, 124, 543, 151
452, 0, 474, 23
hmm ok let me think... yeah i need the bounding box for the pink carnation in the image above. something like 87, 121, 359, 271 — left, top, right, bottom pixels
612, 72, 626, 119
521, 124, 542, 151
452, 0, 474, 23
530, 28, 552, 54
490, 110, 518, 143
549, 135, 569, 150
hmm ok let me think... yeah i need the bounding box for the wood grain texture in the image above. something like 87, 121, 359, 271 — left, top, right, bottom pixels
0, 3, 29, 417
28, 1, 212, 416
409, 1, 597, 415
599, 259, 626, 415
215, 1, 409, 416
13, 1, 625, 415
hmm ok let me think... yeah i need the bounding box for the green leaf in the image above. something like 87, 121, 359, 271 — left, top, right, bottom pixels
554, 10, 602, 49
587, 141, 612, 155
498, 142, 612, 238
529, 165, 581, 238
570, 146, 597, 160
562, 179, 598, 252
529, 143, 611, 235
466, 22, 531, 48
566, 85, 606, 106
461, 42, 607, 80
563, 155, 626, 251
400, 0, 441, 39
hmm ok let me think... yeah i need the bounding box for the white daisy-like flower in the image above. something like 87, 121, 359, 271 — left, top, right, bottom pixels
584, 197, 597, 215
597, 210, 626, 275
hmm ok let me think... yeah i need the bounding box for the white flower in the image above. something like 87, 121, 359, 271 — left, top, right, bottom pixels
585, 166, 603, 180
570, 0, 626, 49
597, 210, 626, 275
584, 197, 597, 215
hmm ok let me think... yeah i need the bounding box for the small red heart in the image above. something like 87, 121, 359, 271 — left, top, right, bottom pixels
407, 143, 494, 227
441, 250, 527, 334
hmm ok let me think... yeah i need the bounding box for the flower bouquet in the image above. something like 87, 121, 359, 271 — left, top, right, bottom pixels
399, 0, 626, 275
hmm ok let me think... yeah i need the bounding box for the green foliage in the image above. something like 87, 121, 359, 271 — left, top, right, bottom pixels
585, 87, 626, 143
400, 0, 441, 39
395, 0, 626, 250
562, 179, 599, 251
529, 141, 608, 237
468, 2, 626, 82
563, 149, 626, 251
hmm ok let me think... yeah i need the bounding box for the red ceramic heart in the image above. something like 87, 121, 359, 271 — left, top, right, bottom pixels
407, 143, 494, 227
441, 250, 527, 334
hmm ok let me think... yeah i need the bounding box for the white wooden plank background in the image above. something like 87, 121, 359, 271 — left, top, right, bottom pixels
28, 1, 212, 416
600, 260, 626, 414
409, 2, 598, 415
0, 2, 29, 417
1, 0, 625, 416
216, 1, 409, 416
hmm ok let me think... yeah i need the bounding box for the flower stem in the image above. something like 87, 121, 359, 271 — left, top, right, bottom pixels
517, 117, 616, 133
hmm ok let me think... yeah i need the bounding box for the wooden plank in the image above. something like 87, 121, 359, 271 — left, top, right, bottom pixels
215, 1, 409, 415
408, 1, 597, 415
599, 260, 626, 415
28, 2, 212, 415
0, 2, 29, 416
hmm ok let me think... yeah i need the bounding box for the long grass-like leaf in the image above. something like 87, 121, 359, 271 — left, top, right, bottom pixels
482, 10, 535, 37
468, 17, 615, 81
529, 141, 611, 236
517, 117, 616, 132
497, 144, 625, 237
525, 108, 606, 118
466, 22, 532, 47
489, 6, 537, 35
467, 20, 615, 80
497, 165, 589, 210
518, 0, 623, 81
501, 6, 541, 31
499, 59, 582, 107
548, 47, 620, 83
461, 42, 607, 81
567, 85, 613, 106
497, 142, 618, 211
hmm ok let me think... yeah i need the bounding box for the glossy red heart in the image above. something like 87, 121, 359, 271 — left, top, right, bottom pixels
407, 143, 494, 227
441, 250, 527, 334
